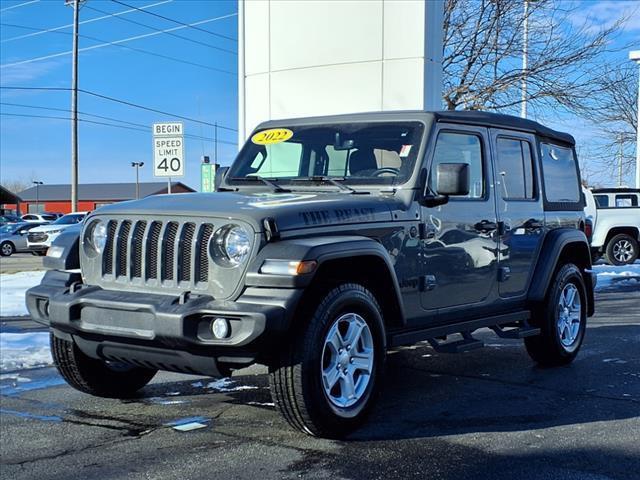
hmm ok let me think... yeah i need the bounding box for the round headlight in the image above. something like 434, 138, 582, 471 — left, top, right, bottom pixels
87, 220, 108, 254
211, 224, 251, 267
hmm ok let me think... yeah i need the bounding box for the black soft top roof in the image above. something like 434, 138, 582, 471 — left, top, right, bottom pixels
259, 110, 575, 146
431, 110, 575, 146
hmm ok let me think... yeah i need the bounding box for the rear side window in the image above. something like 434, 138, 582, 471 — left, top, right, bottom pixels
430, 131, 485, 199
594, 195, 609, 208
540, 143, 580, 204
615, 195, 638, 207
496, 137, 535, 200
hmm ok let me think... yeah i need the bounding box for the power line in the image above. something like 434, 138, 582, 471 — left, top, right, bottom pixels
80, 89, 238, 132
83, 4, 236, 55
0, 0, 39, 13
0, 21, 233, 73
0, 86, 238, 132
0, 111, 237, 145
0, 86, 71, 91
0, 14, 238, 73
111, 0, 236, 42
0, 101, 236, 140
1, 0, 172, 44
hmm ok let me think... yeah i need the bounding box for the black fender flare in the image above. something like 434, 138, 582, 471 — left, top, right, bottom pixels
528, 228, 594, 315
42, 227, 81, 271
244, 235, 405, 322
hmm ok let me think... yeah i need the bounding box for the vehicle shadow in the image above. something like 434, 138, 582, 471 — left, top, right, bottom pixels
135, 324, 639, 443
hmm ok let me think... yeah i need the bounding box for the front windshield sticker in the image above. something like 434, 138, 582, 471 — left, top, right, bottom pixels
251, 128, 294, 145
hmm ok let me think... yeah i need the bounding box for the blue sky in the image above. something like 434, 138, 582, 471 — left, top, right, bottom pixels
1, 0, 238, 190
0, 0, 638, 191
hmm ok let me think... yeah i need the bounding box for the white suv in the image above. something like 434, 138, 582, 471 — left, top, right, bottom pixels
584, 188, 640, 265
27, 212, 88, 255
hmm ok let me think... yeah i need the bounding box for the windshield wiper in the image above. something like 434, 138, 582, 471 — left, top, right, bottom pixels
231, 176, 290, 193
298, 176, 367, 194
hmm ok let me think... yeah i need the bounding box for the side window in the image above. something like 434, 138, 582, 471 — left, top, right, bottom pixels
615, 195, 638, 207
540, 143, 580, 203
496, 137, 535, 200
250, 142, 302, 178
593, 195, 609, 208
23, 215, 35, 220
430, 131, 484, 199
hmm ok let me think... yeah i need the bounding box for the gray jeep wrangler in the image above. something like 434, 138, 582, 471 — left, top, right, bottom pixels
27, 111, 595, 438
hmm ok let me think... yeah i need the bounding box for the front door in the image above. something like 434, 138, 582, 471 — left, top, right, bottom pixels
490, 129, 545, 298
419, 124, 499, 314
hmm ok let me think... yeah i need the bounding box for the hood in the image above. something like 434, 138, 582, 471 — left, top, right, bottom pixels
92, 191, 402, 232
29, 223, 79, 234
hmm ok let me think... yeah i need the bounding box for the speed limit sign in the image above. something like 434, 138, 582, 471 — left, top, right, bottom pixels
152, 122, 184, 177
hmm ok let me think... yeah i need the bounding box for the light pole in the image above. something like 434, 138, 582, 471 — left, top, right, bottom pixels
630, 50, 640, 189
131, 162, 144, 199
32, 181, 43, 213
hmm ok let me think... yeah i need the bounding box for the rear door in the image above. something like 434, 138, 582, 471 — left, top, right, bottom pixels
490, 130, 545, 298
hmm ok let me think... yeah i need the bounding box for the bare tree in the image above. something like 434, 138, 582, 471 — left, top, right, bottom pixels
1, 171, 38, 194
576, 64, 638, 177
442, 0, 629, 116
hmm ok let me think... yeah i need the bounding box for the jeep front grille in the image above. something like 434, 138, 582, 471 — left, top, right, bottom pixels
101, 219, 214, 288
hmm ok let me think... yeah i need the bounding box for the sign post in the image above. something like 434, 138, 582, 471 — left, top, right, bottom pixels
201, 155, 215, 193
152, 122, 184, 193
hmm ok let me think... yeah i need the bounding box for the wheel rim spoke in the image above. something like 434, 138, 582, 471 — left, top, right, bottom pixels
322, 365, 341, 391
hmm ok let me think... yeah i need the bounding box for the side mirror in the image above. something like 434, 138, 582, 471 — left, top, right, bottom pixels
436, 163, 470, 196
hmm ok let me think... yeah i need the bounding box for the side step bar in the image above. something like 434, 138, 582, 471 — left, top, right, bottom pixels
490, 325, 540, 339
389, 311, 532, 348
428, 331, 484, 353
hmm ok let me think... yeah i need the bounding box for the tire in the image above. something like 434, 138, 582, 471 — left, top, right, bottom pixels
0, 242, 15, 257
525, 263, 587, 367
605, 233, 639, 266
268, 283, 386, 438
35, 250, 47, 256
50, 333, 157, 398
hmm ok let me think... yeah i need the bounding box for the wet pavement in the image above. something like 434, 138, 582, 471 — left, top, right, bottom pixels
1, 289, 638, 480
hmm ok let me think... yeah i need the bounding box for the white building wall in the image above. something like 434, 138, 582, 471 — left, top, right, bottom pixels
238, 0, 443, 142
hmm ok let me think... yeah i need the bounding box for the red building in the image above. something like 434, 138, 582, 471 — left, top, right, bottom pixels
3, 182, 195, 215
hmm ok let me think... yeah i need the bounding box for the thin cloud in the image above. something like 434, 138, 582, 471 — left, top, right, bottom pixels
567, 0, 640, 34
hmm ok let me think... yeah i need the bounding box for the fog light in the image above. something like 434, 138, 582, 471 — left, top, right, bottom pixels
211, 317, 230, 339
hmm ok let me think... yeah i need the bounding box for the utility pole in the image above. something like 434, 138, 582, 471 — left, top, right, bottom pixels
131, 162, 144, 199
66, 0, 81, 212
630, 50, 640, 189
520, 0, 529, 119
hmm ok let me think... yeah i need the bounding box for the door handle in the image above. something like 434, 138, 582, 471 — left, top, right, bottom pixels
524, 219, 544, 229
474, 220, 497, 232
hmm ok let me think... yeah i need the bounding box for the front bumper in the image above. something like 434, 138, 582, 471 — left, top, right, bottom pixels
26, 271, 303, 375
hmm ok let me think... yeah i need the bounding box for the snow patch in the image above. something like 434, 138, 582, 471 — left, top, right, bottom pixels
0, 332, 52, 372
593, 262, 640, 291
0, 271, 46, 317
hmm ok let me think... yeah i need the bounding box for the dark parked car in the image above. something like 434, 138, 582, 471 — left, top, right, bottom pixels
0, 214, 22, 226
27, 111, 595, 438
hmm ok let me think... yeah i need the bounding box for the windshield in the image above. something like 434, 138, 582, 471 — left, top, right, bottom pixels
53, 214, 85, 225
228, 122, 424, 186
0, 224, 19, 234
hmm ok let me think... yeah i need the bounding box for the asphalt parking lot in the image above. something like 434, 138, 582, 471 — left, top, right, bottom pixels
0, 253, 44, 274
1, 285, 638, 480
